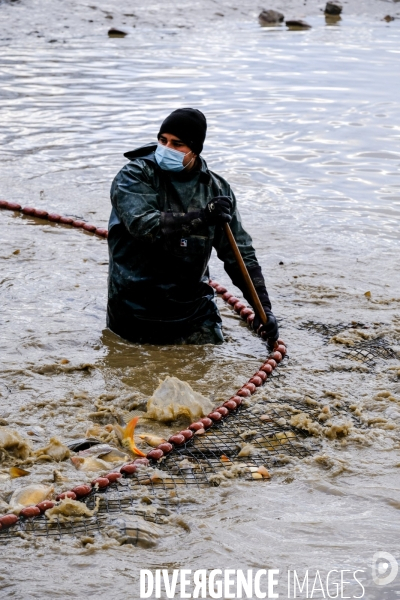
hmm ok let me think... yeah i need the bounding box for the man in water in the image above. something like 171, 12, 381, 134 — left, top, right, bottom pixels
107, 108, 279, 345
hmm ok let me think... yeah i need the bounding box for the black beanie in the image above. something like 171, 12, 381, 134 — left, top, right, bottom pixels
157, 108, 207, 155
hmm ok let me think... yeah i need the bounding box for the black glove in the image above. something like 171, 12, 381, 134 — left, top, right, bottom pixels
202, 196, 233, 226
253, 309, 279, 343
160, 196, 233, 238
224, 263, 279, 343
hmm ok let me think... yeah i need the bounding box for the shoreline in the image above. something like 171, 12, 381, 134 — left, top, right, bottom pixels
0, 0, 398, 42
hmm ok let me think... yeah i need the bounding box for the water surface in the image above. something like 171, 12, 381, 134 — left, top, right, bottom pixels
1, 11, 400, 599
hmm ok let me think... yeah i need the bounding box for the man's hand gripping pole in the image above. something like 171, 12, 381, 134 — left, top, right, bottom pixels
222, 222, 269, 328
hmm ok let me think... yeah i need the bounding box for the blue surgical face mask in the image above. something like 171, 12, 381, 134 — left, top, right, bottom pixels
154, 143, 194, 172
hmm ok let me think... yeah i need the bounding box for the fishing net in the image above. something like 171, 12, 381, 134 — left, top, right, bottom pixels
4, 318, 394, 544
300, 320, 397, 366
299, 320, 368, 340
335, 338, 397, 366
0, 356, 366, 545
1, 203, 397, 544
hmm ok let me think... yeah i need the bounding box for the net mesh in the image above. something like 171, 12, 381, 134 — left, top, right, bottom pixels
0, 382, 358, 544
299, 320, 368, 340
1, 321, 396, 544
335, 338, 397, 366
300, 320, 397, 366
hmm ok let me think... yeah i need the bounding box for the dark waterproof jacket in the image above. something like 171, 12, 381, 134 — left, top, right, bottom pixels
107, 143, 259, 343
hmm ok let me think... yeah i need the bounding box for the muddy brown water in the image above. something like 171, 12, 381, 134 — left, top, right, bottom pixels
1, 4, 400, 598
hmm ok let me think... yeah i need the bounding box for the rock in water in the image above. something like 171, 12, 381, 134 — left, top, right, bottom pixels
108, 28, 127, 37
258, 10, 284, 25
286, 19, 312, 29
324, 2, 342, 15
0, 427, 31, 460
146, 376, 214, 423
109, 515, 162, 548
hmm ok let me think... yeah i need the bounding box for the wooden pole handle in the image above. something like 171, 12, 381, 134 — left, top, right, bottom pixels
222, 222, 267, 326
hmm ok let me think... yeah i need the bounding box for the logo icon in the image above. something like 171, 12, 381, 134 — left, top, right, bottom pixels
372, 552, 398, 586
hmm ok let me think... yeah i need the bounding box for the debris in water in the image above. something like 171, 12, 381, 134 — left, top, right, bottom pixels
291, 412, 352, 440
318, 406, 331, 422
248, 465, 271, 479
53, 469, 68, 483
257, 465, 271, 478
290, 413, 322, 436
26, 426, 44, 438
239, 429, 258, 441
329, 327, 375, 346
9, 467, 30, 479
34, 437, 71, 462
45, 497, 100, 522
254, 431, 297, 450
238, 444, 256, 457
0, 498, 11, 512
85, 423, 121, 446
139, 434, 167, 448
324, 422, 352, 440
259, 414, 273, 422
0, 427, 31, 460
146, 376, 214, 423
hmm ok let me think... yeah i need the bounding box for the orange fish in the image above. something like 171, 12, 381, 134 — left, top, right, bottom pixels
115, 417, 146, 457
